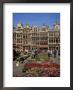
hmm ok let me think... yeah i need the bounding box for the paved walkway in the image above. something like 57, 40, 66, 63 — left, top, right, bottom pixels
13, 61, 24, 76
50, 56, 60, 64
13, 56, 32, 76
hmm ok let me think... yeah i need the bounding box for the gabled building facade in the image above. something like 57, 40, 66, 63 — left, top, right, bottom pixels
13, 22, 60, 53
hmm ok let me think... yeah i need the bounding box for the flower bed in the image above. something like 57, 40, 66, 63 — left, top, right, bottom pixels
24, 62, 60, 68
22, 62, 60, 77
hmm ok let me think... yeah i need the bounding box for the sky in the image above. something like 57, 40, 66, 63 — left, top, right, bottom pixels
13, 13, 60, 29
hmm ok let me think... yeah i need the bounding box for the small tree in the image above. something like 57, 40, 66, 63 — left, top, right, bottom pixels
13, 49, 20, 61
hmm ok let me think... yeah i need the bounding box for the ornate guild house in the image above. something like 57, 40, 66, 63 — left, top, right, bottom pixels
13, 22, 60, 53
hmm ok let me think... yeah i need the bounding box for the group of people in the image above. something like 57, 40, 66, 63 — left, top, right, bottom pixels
31, 49, 38, 58
23, 48, 60, 60
47, 49, 59, 59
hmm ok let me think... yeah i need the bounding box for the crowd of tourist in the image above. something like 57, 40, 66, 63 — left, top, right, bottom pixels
47, 49, 60, 59
31, 48, 60, 60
